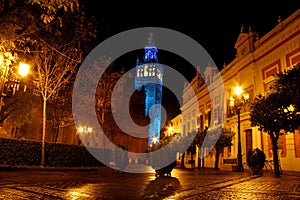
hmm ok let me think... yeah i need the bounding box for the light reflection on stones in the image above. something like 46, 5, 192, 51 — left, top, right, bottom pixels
65, 183, 98, 200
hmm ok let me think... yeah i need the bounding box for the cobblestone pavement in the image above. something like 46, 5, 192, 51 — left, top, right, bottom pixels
0, 166, 299, 200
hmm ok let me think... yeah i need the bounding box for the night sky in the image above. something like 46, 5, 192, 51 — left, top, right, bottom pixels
86, 2, 300, 120
90, 2, 299, 70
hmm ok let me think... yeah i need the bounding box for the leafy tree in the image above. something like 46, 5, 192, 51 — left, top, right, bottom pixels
94, 58, 130, 142
250, 63, 300, 177
27, 0, 81, 24
0, 0, 90, 64
194, 127, 234, 169
194, 128, 207, 168
273, 62, 300, 113
0, 61, 40, 138
72, 54, 132, 150
202, 126, 235, 170
186, 131, 197, 164
0, 88, 38, 126
95, 63, 126, 128
168, 131, 198, 169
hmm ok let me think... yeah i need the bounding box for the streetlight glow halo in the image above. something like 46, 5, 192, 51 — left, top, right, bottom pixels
19, 62, 30, 77
234, 86, 243, 96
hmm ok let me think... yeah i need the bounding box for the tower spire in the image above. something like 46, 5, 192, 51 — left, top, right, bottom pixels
147, 32, 155, 46
135, 33, 163, 147
144, 32, 158, 62
240, 24, 244, 33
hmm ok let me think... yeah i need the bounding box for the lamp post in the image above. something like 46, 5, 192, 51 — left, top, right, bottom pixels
230, 86, 249, 172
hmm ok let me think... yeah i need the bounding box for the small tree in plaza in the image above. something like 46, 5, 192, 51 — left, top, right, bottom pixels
250, 63, 300, 177
194, 126, 235, 170
206, 127, 235, 170
213, 128, 235, 170
194, 128, 207, 168
148, 133, 178, 176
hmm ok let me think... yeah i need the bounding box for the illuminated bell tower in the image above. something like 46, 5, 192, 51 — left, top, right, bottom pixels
135, 33, 163, 147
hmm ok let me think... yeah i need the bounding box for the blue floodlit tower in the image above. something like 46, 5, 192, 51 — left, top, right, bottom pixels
135, 33, 163, 147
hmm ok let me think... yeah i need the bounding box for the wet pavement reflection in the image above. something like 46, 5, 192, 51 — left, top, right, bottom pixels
0, 167, 299, 199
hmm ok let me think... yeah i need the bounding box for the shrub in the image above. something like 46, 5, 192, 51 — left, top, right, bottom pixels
247, 148, 266, 175
0, 138, 104, 167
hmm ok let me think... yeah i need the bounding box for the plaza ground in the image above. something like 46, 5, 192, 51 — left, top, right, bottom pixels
0, 166, 300, 199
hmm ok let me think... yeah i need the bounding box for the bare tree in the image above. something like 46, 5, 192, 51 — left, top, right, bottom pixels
33, 44, 82, 166
0, 1, 97, 168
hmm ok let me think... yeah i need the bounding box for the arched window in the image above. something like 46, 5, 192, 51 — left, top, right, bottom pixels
137, 68, 140, 77
149, 66, 154, 76
144, 65, 148, 76
140, 68, 143, 77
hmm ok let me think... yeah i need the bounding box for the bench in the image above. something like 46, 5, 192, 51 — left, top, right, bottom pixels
223, 158, 237, 165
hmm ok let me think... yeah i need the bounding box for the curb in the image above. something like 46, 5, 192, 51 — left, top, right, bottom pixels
0, 165, 104, 172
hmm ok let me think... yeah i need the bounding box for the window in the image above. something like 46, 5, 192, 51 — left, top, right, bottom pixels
144, 65, 148, 76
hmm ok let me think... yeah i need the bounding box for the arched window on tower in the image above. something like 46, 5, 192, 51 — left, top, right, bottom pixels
149, 66, 154, 76
144, 65, 149, 77
140, 67, 143, 77
137, 68, 140, 77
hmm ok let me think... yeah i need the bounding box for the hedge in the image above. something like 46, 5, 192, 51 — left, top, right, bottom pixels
0, 138, 105, 167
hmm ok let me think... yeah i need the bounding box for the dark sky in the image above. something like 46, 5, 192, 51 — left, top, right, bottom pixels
89, 2, 299, 71
86, 2, 300, 120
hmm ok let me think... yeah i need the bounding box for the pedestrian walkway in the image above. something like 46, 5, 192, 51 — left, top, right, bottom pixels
0, 167, 299, 199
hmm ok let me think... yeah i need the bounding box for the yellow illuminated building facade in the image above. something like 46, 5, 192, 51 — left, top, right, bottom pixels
180, 9, 300, 172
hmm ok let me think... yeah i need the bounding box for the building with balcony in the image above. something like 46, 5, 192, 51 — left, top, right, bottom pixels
180, 8, 300, 172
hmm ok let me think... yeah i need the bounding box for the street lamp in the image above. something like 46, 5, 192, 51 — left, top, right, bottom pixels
78, 125, 93, 146
0, 61, 30, 111
19, 62, 30, 77
78, 126, 93, 134
168, 125, 174, 136
229, 86, 249, 172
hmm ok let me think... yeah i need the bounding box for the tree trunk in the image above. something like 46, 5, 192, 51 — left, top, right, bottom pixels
53, 125, 59, 143
11, 126, 17, 138
181, 152, 185, 168
271, 139, 281, 177
41, 99, 47, 167
198, 156, 201, 169
201, 147, 205, 168
214, 147, 220, 170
